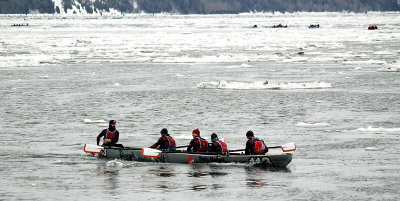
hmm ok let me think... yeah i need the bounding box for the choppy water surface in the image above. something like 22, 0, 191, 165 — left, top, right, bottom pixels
1, 12, 400, 200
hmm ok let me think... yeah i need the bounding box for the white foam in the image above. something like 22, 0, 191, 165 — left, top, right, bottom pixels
197, 80, 332, 90
83, 119, 106, 124
295, 122, 331, 128
354, 126, 400, 133
106, 159, 124, 170
225, 63, 253, 68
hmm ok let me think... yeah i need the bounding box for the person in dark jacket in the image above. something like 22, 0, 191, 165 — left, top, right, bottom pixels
150, 128, 176, 151
245, 130, 267, 155
96, 120, 122, 147
208, 133, 228, 154
187, 128, 208, 152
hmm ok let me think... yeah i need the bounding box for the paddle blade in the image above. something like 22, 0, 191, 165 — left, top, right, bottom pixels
281, 142, 296, 152
83, 144, 103, 154
141, 148, 162, 158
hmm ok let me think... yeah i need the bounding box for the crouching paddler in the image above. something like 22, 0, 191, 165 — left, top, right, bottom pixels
187, 128, 209, 152
97, 120, 123, 147
208, 133, 228, 154
150, 128, 176, 151
245, 130, 268, 155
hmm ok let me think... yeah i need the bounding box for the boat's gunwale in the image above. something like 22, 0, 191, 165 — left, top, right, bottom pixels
102, 146, 293, 157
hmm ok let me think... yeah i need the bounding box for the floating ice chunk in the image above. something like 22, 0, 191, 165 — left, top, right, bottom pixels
295, 122, 331, 128
354, 126, 400, 133
83, 119, 106, 124
365, 147, 379, 151
197, 80, 332, 90
239, 63, 252, 68
175, 73, 191, 78
225, 63, 253, 68
377, 65, 399, 72
174, 135, 192, 140
174, 135, 208, 140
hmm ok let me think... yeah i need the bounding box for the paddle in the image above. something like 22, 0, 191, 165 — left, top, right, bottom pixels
229, 142, 296, 153
141, 147, 162, 158
83, 144, 162, 157
83, 144, 103, 154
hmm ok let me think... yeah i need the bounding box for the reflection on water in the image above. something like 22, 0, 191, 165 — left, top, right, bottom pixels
90, 157, 292, 195
244, 165, 292, 189
191, 185, 207, 191
156, 172, 175, 177
246, 179, 266, 188
208, 172, 229, 177
252, 164, 292, 173
150, 165, 176, 177
188, 172, 208, 177
95, 161, 120, 196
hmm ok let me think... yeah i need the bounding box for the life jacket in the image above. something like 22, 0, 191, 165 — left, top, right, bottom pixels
216, 141, 228, 153
253, 138, 266, 154
105, 129, 116, 140
195, 137, 209, 152
166, 136, 176, 150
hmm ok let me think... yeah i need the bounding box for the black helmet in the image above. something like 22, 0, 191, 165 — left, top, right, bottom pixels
160, 128, 168, 135
211, 133, 218, 142
246, 130, 254, 137
108, 120, 116, 130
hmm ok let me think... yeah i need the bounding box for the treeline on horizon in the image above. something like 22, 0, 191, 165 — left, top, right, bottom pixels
1, 0, 400, 14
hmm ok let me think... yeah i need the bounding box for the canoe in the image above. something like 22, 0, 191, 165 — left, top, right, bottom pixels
83, 144, 294, 167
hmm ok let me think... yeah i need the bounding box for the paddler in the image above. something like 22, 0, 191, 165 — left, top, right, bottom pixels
187, 128, 209, 152
96, 120, 123, 147
207, 133, 228, 154
150, 128, 176, 151
245, 130, 268, 155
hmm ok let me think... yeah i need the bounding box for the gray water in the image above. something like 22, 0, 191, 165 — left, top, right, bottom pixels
1, 12, 400, 200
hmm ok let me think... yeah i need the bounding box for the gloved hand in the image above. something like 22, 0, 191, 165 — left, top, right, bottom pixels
104, 139, 111, 144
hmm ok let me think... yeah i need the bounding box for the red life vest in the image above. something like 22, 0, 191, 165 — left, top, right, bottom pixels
217, 141, 228, 153
254, 139, 266, 154
166, 136, 176, 149
196, 137, 209, 152
105, 129, 116, 140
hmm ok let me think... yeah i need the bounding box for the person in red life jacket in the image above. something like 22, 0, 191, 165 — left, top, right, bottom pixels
208, 133, 228, 154
245, 130, 268, 155
187, 128, 209, 152
96, 120, 122, 147
150, 128, 176, 151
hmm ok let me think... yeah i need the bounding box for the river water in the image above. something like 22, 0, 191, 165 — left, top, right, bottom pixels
1, 12, 399, 200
